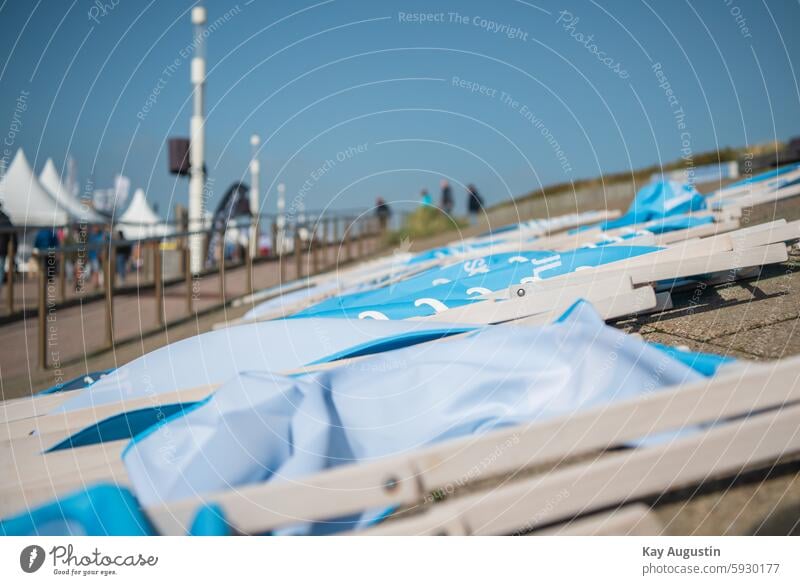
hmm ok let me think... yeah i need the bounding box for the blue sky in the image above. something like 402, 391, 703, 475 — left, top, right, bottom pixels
1, 0, 798, 220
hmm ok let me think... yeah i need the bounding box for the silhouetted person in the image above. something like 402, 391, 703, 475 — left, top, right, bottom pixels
375, 197, 391, 232
466, 184, 484, 225
440, 179, 453, 215
34, 226, 59, 282
88, 225, 107, 289
115, 230, 132, 283
420, 189, 432, 207
0, 203, 16, 295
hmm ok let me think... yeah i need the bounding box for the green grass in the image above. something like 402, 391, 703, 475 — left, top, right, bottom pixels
384, 205, 468, 246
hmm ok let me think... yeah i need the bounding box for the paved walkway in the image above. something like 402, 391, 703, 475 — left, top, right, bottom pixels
0, 237, 382, 397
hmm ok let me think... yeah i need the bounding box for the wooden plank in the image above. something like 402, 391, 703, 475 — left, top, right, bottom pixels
362, 401, 800, 535
533, 504, 664, 536
144, 355, 800, 535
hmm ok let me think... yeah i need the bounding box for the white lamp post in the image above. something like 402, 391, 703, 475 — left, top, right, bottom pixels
188, 5, 207, 273
276, 182, 286, 254
249, 134, 260, 257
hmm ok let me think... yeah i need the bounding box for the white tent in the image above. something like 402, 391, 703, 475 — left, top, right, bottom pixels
39, 158, 104, 223
118, 188, 169, 239
0, 149, 68, 226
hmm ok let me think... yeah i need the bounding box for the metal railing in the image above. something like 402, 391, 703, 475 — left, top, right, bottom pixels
2, 213, 387, 369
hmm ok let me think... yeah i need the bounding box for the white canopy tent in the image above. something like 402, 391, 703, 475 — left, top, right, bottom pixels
117, 188, 170, 240
0, 149, 68, 226
39, 158, 105, 223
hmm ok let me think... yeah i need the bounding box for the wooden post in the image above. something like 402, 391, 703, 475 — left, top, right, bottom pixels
154, 240, 164, 327
58, 248, 66, 302
334, 217, 341, 265
104, 247, 114, 349
294, 229, 303, 280
37, 253, 47, 370
279, 235, 286, 284
7, 236, 14, 314
184, 245, 193, 315
345, 218, 353, 262
245, 239, 253, 295
108, 243, 116, 291
218, 230, 225, 303
320, 218, 329, 268
271, 221, 278, 259
312, 223, 320, 274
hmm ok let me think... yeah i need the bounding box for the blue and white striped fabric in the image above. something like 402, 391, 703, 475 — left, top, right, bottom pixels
122, 301, 728, 534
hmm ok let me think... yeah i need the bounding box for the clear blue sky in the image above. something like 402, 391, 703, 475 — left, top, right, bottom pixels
1, 0, 798, 220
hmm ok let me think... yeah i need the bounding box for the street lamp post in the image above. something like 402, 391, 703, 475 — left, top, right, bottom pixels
276, 182, 286, 254
188, 5, 207, 274
249, 134, 260, 258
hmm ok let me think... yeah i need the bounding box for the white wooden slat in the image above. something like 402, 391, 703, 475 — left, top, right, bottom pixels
145, 355, 800, 535
363, 401, 800, 535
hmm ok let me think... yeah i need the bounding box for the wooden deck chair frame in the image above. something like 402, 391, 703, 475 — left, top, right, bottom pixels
707, 166, 800, 206
132, 354, 800, 535
219, 209, 624, 329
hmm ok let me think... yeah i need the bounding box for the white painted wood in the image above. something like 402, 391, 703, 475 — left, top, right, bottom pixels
144, 355, 800, 535
418, 276, 636, 324
512, 244, 787, 295
362, 401, 800, 535
534, 504, 664, 536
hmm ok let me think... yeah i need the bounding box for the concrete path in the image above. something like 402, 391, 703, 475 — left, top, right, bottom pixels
0, 237, 382, 397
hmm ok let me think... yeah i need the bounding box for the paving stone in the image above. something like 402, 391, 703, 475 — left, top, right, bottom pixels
712, 317, 800, 360
636, 329, 758, 361
636, 261, 800, 342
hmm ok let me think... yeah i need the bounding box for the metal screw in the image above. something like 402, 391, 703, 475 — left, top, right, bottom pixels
516, 287, 526, 297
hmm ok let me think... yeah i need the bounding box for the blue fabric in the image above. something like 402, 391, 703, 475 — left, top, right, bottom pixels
650, 343, 734, 376
727, 162, 800, 188
294, 246, 661, 320
122, 302, 716, 533
0, 484, 153, 536
638, 214, 713, 235
46, 402, 201, 452
574, 181, 707, 232
33, 228, 59, 250
189, 504, 230, 536
0, 484, 231, 536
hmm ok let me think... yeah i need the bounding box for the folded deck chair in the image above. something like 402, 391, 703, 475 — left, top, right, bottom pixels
227, 210, 622, 327
1, 301, 739, 534
233, 211, 750, 327
0, 295, 668, 519
707, 162, 800, 208
136, 350, 800, 535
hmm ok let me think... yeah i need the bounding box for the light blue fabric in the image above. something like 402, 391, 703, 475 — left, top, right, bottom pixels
122, 302, 714, 533
244, 281, 338, 319
51, 319, 475, 415
294, 246, 661, 320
